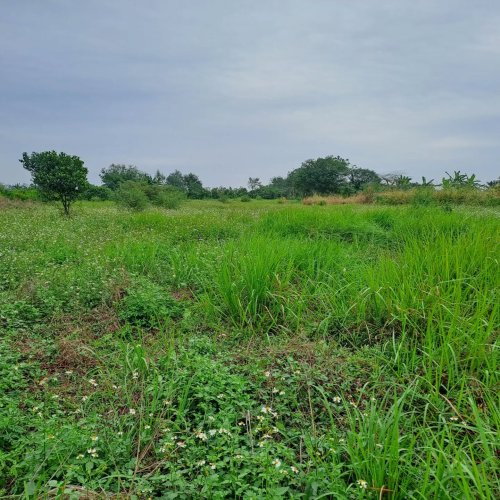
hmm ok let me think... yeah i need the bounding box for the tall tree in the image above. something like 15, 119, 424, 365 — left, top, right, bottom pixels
248, 177, 262, 191
183, 173, 205, 199
288, 156, 350, 196
19, 151, 88, 215
165, 170, 186, 190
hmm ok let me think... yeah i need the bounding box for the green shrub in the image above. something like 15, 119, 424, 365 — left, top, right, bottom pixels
240, 195, 251, 202
117, 277, 181, 327
115, 181, 149, 211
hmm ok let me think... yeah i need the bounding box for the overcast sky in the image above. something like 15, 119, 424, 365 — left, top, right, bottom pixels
1, 0, 499, 187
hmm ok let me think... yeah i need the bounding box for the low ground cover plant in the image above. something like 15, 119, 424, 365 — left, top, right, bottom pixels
0, 200, 498, 498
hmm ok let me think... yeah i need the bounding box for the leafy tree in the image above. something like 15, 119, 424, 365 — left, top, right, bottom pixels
100, 164, 152, 190
166, 170, 186, 190
183, 173, 205, 199
288, 156, 350, 196
348, 168, 381, 191
152, 169, 167, 184
248, 177, 262, 191
19, 151, 88, 215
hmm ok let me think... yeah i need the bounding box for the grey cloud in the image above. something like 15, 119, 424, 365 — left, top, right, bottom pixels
1, 0, 499, 186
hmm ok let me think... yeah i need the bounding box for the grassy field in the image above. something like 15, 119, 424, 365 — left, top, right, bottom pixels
0, 199, 498, 498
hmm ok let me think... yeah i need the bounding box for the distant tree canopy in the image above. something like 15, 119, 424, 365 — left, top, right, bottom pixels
100, 164, 152, 190
19, 151, 88, 215
288, 156, 351, 196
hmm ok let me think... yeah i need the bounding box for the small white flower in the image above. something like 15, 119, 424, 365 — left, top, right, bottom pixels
144, 425, 151, 430
176, 441, 186, 448
264, 371, 271, 377
129, 408, 136, 415
76, 454, 84, 459
272, 458, 282, 468
210, 463, 216, 470
195, 431, 207, 441
132, 371, 139, 380
449, 416, 459, 422
91, 435, 99, 442
209, 429, 217, 436
88, 379, 98, 387
332, 396, 341, 403
197, 460, 206, 466
291, 466, 299, 474
357, 479, 368, 489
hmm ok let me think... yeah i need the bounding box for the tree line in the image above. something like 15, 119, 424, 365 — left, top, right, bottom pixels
1, 150, 497, 214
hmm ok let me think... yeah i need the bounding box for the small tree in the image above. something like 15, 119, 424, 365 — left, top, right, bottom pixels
19, 151, 88, 215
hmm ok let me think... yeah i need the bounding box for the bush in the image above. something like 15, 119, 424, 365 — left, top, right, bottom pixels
240, 195, 251, 202
115, 182, 149, 211
147, 185, 185, 209
117, 277, 181, 327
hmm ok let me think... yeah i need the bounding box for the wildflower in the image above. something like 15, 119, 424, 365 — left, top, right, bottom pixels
294, 370, 301, 375
129, 408, 136, 415
235, 454, 244, 459
218, 428, 231, 435
87, 448, 97, 454
217, 393, 225, 398
132, 371, 139, 380
291, 466, 299, 474
76, 454, 84, 459
272, 387, 279, 393
256, 415, 265, 422
197, 460, 206, 466
264, 371, 271, 377
144, 425, 151, 430
279, 391, 285, 396
210, 463, 216, 470
88, 379, 98, 387
349, 401, 358, 408
176, 441, 186, 448
195, 431, 207, 441
209, 429, 217, 436
357, 479, 368, 489
262, 433, 272, 440
449, 416, 459, 422
112, 384, 118, 390
238, 421, 245, 426
261, 405, 272, 414
91, 435, 99, 442
280, 469, 289, 475
332, 396, 341, 403
272, 458, 282, 468
117, 431, 123, 436
164, 400, 172, 406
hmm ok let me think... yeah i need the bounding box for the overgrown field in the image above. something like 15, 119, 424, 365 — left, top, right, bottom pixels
0, 200, 498, 498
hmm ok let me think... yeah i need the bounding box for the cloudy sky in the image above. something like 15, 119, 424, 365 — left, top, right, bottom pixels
1, 0, 499, 187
